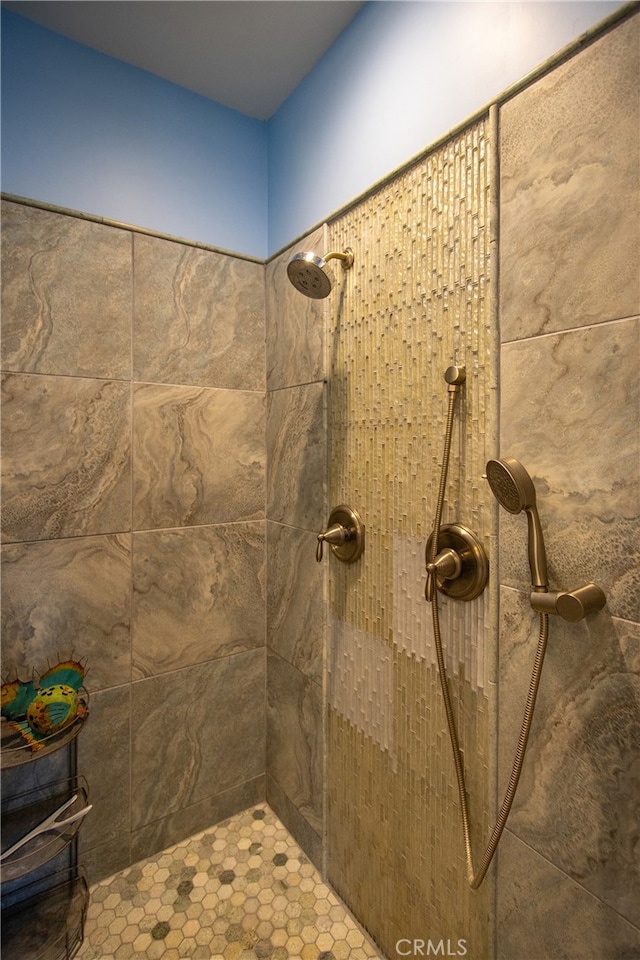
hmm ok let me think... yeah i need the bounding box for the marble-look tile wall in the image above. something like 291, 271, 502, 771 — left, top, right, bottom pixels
264, 226, 328, 869
496, 13, 640, 959
0, 201, 267, 882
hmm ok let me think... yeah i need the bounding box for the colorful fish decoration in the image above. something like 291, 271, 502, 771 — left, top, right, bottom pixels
1, 678, 37, 721
1, 659, 87, 750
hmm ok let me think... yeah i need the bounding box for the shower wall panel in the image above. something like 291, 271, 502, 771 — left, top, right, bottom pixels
496, 13, 640, 959
326, 119, 498, 959
0, 201, 267, 881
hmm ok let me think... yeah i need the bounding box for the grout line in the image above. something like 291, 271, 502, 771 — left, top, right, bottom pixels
501, 313, 640, 346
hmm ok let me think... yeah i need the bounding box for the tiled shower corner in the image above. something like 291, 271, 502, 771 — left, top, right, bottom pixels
76, 804, 383, 960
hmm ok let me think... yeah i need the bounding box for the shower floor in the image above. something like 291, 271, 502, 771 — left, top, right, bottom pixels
76, 803, 383, 960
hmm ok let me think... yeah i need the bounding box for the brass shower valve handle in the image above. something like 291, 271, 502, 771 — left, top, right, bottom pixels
316, 506, 365, 563
425, 547, 462, 601
530, 582, 606, 622
424, 524, 489, 602
316, 524, 348, 562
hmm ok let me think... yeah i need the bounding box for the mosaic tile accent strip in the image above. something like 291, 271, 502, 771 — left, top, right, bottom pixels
327, 614, 393, 752
392, 532, 491, 692
325, 118, 497, 959
327, 119, 497, 639
76, 804, 383, 960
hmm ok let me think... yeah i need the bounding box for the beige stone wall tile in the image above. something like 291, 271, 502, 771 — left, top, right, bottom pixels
1, 534, 131, 692
132, 382, 265, 530
133, 234, 265, 390
78, 684, 131, 853
499, 587, 640, 926
497, 11, 640, 948
132, 522, 266, 678
131, 650, 265, 832
497, 829, 640, 959
266, 520, 324, 685
500, 14, 640, 340
1, 200, 132, 379
266, 651, 323, 837
499, 317, 640, 622
1, 200, 270, 885
266, 381, 326, 531
1, 373, 131, 542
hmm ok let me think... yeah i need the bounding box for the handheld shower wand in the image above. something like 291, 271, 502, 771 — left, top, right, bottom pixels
486, 456, 606, 620
485, 457, 549, 592
427, 428, 606, 889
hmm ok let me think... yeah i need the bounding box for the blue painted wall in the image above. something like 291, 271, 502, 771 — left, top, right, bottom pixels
1, 10, 268, 258
1, 3, 627, 258
267, 0, 627, 253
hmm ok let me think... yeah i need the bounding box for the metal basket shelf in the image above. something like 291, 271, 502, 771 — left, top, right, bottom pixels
1, 867, 89, 960
1, 777, 90, 884
0, 692, 89, 769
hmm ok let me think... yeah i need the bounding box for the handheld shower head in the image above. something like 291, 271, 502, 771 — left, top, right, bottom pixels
486, 457, 537, 514
286, 248, 354, 299
486, 457, 549, 590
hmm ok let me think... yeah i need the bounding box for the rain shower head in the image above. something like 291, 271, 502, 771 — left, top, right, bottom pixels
286, 248, 354, 299
486, 457, 549, 590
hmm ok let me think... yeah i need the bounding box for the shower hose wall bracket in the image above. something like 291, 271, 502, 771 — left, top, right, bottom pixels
530, 583, 606, 621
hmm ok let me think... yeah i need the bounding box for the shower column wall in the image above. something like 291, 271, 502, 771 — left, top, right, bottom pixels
325, 119, 498, 960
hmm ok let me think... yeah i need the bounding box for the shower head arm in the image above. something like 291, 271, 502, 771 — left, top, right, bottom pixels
323, 248, 354, 269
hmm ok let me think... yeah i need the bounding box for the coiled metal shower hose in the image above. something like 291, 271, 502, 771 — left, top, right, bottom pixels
428, 387, 550, 888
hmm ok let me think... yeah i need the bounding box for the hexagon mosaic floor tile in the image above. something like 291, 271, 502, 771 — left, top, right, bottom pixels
76, 804, 383, 959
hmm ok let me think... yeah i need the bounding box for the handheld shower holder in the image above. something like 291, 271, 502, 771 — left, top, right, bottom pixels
486, 456, 608, 619
529, 582, 606, 622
